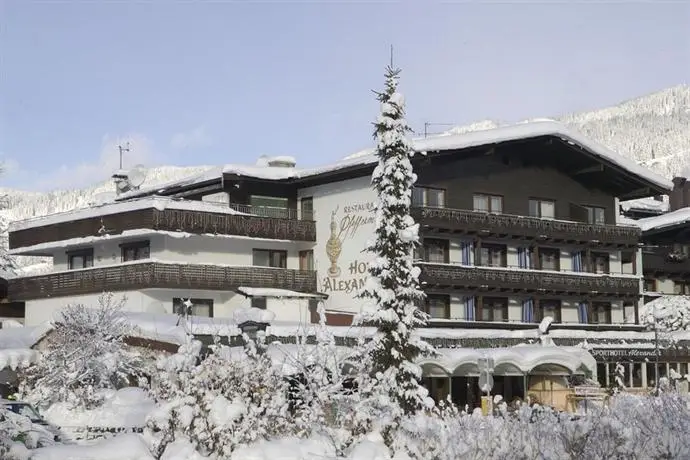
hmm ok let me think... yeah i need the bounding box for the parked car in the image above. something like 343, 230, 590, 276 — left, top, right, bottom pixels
1, 399, 65, 445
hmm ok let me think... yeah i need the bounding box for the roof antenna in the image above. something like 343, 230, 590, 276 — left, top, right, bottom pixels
118, 142, 130, 170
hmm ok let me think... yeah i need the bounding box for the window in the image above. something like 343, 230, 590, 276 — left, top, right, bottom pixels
674, 281, 690, 295
423, 239, 449, 263
591, 302, 612, 324
529, 199, 555, 219
584, 206, 606, 225
479, 297, 508, 322
253, 249, 288, 268
425, 294, 450, 319
673, 244, 690, 257
621, 251, 635, 274
173, 298, 213, 317
67, 248, 94, 270
591, 252, 609, 274
412, 187, 445, 208
121, 241, 150, 262
536, 300, 561, 323
251, 297, 267, 310
479, 244, 507, 267
644, 278, 657, 292
250, 195, 289, 218
299, 250, 314, 270
300, 197, 314, 220
539, 248, 560, 271
473, 194, 503, 213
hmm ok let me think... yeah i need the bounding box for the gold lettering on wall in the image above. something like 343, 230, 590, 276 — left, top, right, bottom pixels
321, 202, 376, 295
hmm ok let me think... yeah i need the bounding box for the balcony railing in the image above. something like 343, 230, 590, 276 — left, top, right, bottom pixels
410, 206, 640, 246
642, 247, 690, 276
417, 262, 640, 297
10, 203, 316, 250
8, 262, 317, 301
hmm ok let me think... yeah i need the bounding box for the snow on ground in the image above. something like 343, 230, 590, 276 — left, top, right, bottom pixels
31, 433, 154, 460
41, 388, 154, 430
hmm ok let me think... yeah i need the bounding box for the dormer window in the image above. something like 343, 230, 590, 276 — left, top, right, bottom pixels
121, 240, 150, 262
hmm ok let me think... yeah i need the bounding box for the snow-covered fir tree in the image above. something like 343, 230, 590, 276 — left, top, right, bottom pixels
20, 293, 146, 409
354, 65, 435, 423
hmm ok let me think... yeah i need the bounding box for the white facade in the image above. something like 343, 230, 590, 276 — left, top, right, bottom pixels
15, 228, 316, 326
25, 289, 313, 327
299, 176, 377, 315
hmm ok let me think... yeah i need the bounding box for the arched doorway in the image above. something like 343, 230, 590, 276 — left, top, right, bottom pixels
420, 362, 451, 403
492, 362, 525, 404
527, 363, 573, 409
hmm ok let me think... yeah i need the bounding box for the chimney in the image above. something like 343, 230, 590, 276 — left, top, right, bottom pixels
671, 176, 690, 211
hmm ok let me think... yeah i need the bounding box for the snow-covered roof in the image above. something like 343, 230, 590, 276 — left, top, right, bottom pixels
236, 287, 327, 299
426, 345, 597, 376
636, 207, 690, 233
0, 349, 39, 370
8, 196, 245, 233
621, 197, 669, 213
122, 121, 673, 199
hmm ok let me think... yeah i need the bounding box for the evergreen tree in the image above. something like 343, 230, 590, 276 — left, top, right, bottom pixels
355, 65, 435, 421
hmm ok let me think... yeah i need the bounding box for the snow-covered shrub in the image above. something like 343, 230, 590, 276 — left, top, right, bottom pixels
640, 295, 690, 333
353, 64, 435, 446
147, 334, 293, 458
0, 406, 32, 460
20, 293, 146, 410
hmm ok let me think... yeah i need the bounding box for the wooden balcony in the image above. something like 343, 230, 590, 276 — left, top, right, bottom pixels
8, 262, 317, 301
411, 206, 640, 247
642, 247, 690, 278
417, 263, 640, 297
9, 204, 316, 250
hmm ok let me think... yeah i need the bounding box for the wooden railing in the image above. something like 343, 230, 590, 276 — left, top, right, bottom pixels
8, 262, 317, 301
411, 206, 641, 246
10, 204, 316, 249
417, 262, 640, 296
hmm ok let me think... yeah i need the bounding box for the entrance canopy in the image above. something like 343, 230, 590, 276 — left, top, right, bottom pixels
419, 345, 596, 379
236, 287, 328, 300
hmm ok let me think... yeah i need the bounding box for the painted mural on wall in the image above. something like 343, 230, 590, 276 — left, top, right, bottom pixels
321, 202, 376, 296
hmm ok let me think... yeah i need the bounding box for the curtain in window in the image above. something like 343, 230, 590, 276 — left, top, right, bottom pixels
522, 298, 534, 323
578, 301, 589, 323
461, 241, 473, 265
571, 251, 583, 272
464, 296, 476, 321
518, 247, 532, 269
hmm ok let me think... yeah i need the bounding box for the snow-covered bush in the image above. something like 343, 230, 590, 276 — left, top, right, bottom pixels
640, 295, 690, 333
20, 293, 146, 410
147, 334, 293, 458
353, 65, 435, 445
0, 406, 32, 460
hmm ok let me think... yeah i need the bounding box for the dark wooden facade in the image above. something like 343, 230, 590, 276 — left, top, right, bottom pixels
412, 206, 640, 247
642, 247, 690, 280
9, 205, 316, 251
8, 262, 317, 301
418, 263, 639, 297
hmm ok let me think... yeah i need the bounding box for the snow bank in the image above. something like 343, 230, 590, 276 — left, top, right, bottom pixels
229, 435, 337, 460
31, 433, 153, 460
42, 388, 155, 429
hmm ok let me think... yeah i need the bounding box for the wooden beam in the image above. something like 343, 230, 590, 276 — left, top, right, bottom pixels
572, 164, 604, 175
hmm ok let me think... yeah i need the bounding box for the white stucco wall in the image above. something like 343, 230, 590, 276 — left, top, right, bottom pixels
298, 176, 377, 314
24, 288, 310, 327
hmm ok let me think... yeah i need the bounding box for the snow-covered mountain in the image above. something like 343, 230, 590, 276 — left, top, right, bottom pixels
3, 84, 689, 272
443, 85, 690, 179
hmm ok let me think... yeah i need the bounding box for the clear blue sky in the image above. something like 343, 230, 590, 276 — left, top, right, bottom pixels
1, 1, 688, 191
